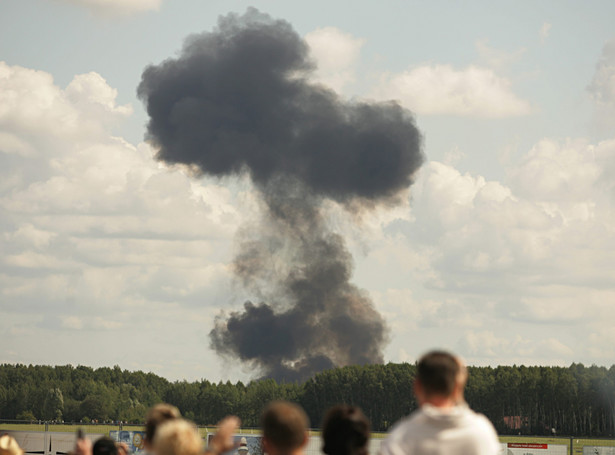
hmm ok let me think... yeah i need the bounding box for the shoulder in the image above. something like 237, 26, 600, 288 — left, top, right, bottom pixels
466, 409, 498, 433
379, 411, 424, 455
462, 409, 500, 452
388, 409, 425, 437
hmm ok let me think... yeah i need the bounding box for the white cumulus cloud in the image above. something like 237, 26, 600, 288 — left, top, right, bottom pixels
361, 133, 615, 367
0, 62, 131, 146
305, 26, 365, 93
475, 39, 526, 71
56, 0, 161, 16
588, 39, 615, 128
0, 62, 251, 381
372, 64, 532, 117
540, 22, 552, 43
589, 39, 615, 105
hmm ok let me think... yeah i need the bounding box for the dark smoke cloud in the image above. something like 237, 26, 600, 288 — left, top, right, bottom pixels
138, 8, 424, 381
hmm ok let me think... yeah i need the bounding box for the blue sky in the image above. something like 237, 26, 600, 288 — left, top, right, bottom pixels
2, 0, 615, 382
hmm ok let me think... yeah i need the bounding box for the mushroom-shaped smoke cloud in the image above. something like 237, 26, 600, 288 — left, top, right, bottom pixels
138, 8, 423, 381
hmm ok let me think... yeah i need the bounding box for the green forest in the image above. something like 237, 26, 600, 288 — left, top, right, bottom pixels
1, 362, 614, 437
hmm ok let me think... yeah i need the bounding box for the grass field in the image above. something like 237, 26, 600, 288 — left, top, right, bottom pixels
0, 423, 228, 436
0, 423, 124, 434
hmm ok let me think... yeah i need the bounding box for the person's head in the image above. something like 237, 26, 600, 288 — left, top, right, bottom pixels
322, 406, 370, 455
414, 350, 466, 407
144, 403, 181, 449
153, 419, 202, 455
261, 401, 309, 455
0, 434, 24, 455
93, 437, 118, 455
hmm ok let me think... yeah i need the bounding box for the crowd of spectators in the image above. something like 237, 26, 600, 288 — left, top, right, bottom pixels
1, 351, 500, 455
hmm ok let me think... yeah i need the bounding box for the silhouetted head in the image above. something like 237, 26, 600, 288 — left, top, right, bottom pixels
261, 401, 309, 455
322, 405, 370, 455
415, 350, 466, 407
93, 437, 117, 455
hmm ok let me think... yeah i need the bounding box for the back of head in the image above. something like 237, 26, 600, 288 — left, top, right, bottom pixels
145, 403, 181, 446
93, 437, 118, 455
417, 351, 461, 398
153, 419, 202, 455
322, 406, 370, 455
261, 401, 309, 452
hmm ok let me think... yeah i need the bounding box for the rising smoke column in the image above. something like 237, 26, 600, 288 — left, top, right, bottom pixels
137, 8, 424, 381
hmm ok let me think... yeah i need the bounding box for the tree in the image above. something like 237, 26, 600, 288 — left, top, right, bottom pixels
42, 387, 64, 421
80, 393, 111, 421
16, 410, 37, 421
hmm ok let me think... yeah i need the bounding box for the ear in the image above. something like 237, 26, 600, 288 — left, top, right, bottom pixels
301, 431, 309, 448
413, 379, 421, 395
453, 380, 465, 404
414, 379, 425, 405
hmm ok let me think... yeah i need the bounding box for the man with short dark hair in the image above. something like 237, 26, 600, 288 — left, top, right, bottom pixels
261, 401, 309, 455
92, 438, 118, 455
379, 350, 500, 455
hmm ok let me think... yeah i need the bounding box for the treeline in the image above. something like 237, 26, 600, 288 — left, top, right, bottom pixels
1, 362, 614, 436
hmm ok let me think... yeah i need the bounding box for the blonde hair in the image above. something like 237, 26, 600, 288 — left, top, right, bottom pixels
0, 435, 24, 455
153, 419, 203, 455
145, 403, 181, 444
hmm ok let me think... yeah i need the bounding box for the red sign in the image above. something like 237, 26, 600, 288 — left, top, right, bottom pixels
508, 443, 549, 449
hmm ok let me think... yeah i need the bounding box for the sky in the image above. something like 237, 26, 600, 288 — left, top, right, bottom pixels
2, 0, 615, 383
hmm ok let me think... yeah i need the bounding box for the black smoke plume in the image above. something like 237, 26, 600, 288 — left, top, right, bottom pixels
138, 8, 423, 381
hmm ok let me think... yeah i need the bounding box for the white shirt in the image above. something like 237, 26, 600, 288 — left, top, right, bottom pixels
379, 404, 500, 455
